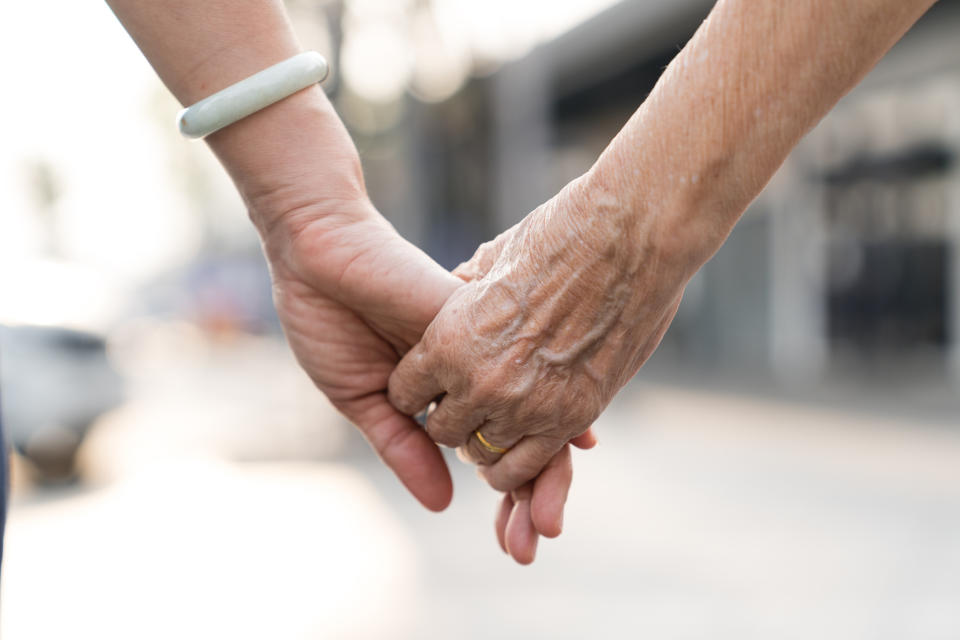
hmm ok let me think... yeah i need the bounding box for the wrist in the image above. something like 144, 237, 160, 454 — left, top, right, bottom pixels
582, 131, 741, 284
205, 85, 368, 235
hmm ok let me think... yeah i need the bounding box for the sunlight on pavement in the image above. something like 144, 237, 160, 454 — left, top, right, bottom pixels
3, 461, 418, 639
4, 373, 960, 639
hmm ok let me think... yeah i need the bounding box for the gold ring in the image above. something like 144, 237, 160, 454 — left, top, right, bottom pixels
475, 430, 508, 455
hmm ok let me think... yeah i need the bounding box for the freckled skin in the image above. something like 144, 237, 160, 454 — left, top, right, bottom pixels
390, 0, 938, 493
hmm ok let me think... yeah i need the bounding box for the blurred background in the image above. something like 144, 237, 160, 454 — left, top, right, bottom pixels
2, 0, 960, 637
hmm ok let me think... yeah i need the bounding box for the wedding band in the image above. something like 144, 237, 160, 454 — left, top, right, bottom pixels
475, 431, 508, 455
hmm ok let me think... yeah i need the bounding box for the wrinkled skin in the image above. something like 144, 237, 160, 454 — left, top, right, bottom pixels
389, 176, 685, 492
254, 177, 592, 562
197, 83, 587, 562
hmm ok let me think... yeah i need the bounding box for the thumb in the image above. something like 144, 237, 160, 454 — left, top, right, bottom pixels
338, 392, 453, 511
388, 340, 445, 417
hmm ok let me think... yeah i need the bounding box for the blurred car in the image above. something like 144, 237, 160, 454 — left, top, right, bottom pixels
1, 324, 124, 481
139, 248, 281, 336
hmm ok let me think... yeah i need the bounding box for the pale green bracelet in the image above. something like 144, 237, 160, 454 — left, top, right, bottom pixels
176, 51, 329, 139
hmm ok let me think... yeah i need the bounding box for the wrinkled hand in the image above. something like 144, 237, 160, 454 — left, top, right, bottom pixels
389, 175, 685, 492
261, 198, 587, 562
452, 237, 599, 562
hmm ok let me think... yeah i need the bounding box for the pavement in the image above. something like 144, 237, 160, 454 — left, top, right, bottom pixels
3, 333, 960, 639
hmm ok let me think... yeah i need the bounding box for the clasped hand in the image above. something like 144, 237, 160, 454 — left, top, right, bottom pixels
389, 177, 683, 495
248, 100, 682, 564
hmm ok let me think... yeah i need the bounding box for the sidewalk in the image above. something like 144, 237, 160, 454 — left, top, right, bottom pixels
3, 337, 959, 638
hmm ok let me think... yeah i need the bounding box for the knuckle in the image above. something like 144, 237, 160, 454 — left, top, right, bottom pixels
425, 415, 464, 448
473, 239, 498, 263
427, 430, 461, 449
487, 473, 518, 493
452, 263, 476, 282
387, 384, 419, 415
468, 376, 502, 406
500, 383, 528, 406
470, 371, 524, 409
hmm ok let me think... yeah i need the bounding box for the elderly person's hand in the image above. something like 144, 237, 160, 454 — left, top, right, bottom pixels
388, 174, 685, 492
388, 0, 939, 494
231, 89, 584, 528
262, 173, 600, 562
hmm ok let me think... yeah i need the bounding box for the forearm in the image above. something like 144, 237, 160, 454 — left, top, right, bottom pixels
586, 0, 937, 273
106, 0, 364, 230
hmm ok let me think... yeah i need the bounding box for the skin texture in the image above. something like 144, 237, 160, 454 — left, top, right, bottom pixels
389, 0, 939, 493
390, 177, 682, 492
105, 0, 579, 561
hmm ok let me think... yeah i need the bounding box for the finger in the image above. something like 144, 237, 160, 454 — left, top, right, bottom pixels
495, 492, 513, 554
342, 393, 453, 512
570, 426, 598, 450
424, 394, 483, 448
451, 258, 488, 283
504, 484, 538, 565
458, 424, 514, 466
479, 435, 565, 493
388, 342, 444, 416
530, 444, 573, 538
452, 230, 511, 282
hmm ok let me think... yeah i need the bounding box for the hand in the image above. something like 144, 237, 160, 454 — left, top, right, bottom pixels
211, 86, 583, 554
259, 197, 461, 510
452, 234, 600, 563
388, 174, 685, 492
197, 85, 451, 510
263, 192, 593, 564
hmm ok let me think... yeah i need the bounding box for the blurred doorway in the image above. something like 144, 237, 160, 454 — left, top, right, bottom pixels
823, 143, 954, 357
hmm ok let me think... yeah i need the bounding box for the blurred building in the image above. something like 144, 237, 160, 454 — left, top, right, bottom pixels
366, 0, 960, 399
